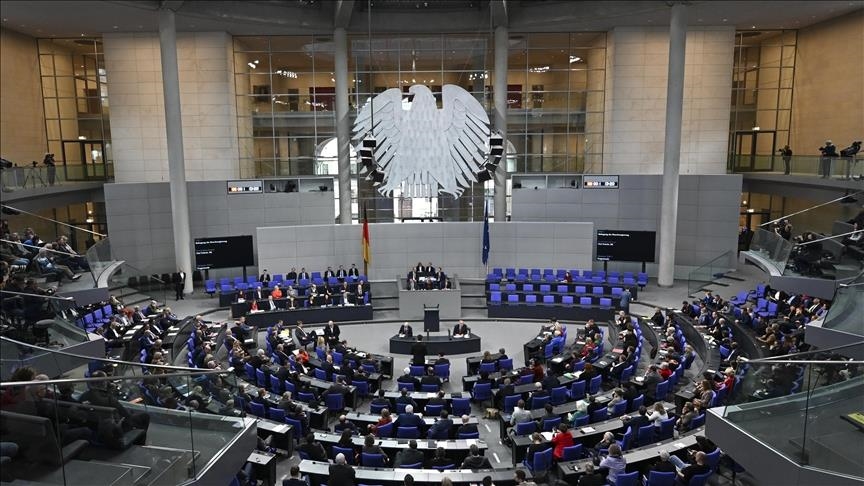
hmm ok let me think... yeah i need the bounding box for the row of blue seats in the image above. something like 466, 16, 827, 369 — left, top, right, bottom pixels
489, 292, 617, 307
489, 268, 648, 286
75, 304, 115, 333
490, 283, 629, 295
205, 274, 368, 295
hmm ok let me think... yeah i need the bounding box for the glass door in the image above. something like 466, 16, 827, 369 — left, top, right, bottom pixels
732, 130, 777, 171
61, 140, 105, 180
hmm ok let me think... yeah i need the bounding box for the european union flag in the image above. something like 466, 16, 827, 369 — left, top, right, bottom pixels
482, 202, 490, 265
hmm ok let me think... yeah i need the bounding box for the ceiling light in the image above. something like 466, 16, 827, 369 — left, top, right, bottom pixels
722, 18, 728, 22
529, 66, 550, 73
751, 25, 756, 29
569, 56, 582, 63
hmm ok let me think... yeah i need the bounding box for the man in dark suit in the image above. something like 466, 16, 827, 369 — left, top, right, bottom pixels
328, 453, 355, 486
641, 365, 662, 403
286, 267, 298, 283
294, 321, 312, 348
428, 391, 448, 410
398, 322, 413, 337
434, 353, 450, 365
453, 320, 470, 337
174, 269, 186, 300
258, 268, 271, 287
397, 404, 426, 430
395, 388, 418, 410
297, 267, 310, 281
406, 267, 418, 290
420, 367, 442, 390
495, 377, 515, 409
622, 406, 650, 432
397, 369, 421, 391
410, 335, 427, 366
326, 376, 350, 398
324, 266, 335, 279
299, 433, 328, 461
348, 264, 360, 278
282, 465, 307, 486
251, 286, 265, 301
336, 265, 348, 281
427, 410, 453, 439
323, 320, 340, 346
457, 414, 478, 436
394, 439, 425, 467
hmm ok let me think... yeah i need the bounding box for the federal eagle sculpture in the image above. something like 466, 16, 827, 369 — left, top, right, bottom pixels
352, 84, 492, 197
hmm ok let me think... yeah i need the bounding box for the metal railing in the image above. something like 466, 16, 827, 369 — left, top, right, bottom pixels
729, 154, 863, 180
0, 163, 114, 191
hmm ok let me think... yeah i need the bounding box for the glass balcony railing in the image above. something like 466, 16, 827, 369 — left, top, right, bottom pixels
720, 343, 864, 479
730, 154, 863, 180
0, 163, 113, 191
0, 338, 253, 485
85, 237, 170, 304
820, 276, 864, 334
745, 228, 795, 275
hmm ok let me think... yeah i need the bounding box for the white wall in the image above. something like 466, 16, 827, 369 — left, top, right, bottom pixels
257, 222, 595, 280
103, 32, 239, 183
603, 26, 734, 175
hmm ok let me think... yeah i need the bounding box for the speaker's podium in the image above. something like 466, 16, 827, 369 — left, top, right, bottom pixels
423, 305, 440, 333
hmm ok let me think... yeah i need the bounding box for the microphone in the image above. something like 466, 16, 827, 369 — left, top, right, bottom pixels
448, 328, 452, 341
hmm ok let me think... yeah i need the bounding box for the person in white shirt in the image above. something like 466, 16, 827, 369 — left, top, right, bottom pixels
646, 402, 668, 427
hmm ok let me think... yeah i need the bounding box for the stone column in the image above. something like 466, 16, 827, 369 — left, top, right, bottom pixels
493, 26, 509, 221
157, 8, 193, 294
334, 27, 352, 224
657, 3, 687, 287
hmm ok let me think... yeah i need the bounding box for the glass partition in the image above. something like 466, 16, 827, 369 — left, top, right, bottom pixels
0, 341, 250, 485
84, 237, 169, 304
722, 344, 864, 479
687, 250, 735, 296
820, 279, 864, 334
747, 227, 795, 274
729, 154, 862, 180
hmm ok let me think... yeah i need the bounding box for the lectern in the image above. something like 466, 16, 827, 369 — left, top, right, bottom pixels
424, 304, 440, 333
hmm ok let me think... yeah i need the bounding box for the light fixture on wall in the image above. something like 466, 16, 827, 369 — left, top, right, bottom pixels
569, 55, 583, 64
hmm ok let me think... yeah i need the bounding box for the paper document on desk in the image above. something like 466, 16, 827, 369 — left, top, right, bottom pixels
635, 376, 644, 382
466, 439, 478, 446
541, 432, 554, 441
580, 427, 596, 433
674, 442, 687, 448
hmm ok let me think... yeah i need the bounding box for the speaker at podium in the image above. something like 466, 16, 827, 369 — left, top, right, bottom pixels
423, 304, 440, 333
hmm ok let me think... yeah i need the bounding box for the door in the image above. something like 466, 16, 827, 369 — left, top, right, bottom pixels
732, 130, 777, 171
61, 140, 105, 180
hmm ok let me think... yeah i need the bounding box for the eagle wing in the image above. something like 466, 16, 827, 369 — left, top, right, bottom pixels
438, 84, 491, 196
352, 88, 404, 192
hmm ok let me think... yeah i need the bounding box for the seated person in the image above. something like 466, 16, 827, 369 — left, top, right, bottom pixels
453, 320, 470, 337
460, 444, 492, 469
457, 414, 478, 436
427, 446, 454, 468
299, 433, 328, 462
393, 439, 425, 467
398, 322, 413, 337
433, 267, 447, 289
524, 432, 552, 464
362, 433, 390, 464
406, 266, 418, 290
270, 285, 283, 299
285, 285, 299, 309
669, 450, 711, 484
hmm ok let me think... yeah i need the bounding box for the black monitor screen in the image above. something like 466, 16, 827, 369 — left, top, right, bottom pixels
194, 236, 254, 270
595, 230, 657, 262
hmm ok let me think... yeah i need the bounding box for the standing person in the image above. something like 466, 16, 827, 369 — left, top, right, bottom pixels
43, 153, 56, 186
620, 287, 631, 313
819, 140, 838, 178
779, 144, 793, 174
175, 268, 186, 300
411, 335, 427, 366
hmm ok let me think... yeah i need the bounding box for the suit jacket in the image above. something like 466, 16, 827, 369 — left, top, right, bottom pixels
324, 324, 341, 341
399, 324, 413, 336
298, 272, 310, 281
336, 269, 348, 278
328, 463, 356, 486
427, 418, 453, 439
348, 267, 360, 277
252, 289, 265, 300
394, 448, 426, 467
453, 324, 470, 336
410, 342, 427, 365
286, 271, 297, 282
397, 412, 425, 429
458, 423, 478, 436
424, 265, 435, 275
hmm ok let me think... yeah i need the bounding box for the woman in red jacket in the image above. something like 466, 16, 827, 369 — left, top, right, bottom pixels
551, 423, 574, 461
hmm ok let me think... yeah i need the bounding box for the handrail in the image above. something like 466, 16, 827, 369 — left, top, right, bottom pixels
0, 290, 75, 302
744, 341, 864, 363
0, 239, 81, 258
0, 335, 216, 374
1, 204, 106, 237
0, 367, 232, 388
796, 229, 863, 246
759, 191, 864, 227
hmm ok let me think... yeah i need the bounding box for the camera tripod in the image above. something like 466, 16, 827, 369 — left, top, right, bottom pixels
22, 165, 46, 189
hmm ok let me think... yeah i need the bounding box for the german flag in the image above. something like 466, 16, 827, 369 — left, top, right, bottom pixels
362, 205, 371, 270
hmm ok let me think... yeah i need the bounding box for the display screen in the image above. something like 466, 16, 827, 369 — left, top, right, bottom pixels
227, 180, 263, 194
595, 230, 657, 262
583, 175, 619, 189
194, 236, 254, 270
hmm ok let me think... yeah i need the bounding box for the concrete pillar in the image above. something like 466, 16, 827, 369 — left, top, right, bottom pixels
493, 26, 508, 221
334, 27, 352, 224
657, 3, 687, 287
157, 8, 193, 294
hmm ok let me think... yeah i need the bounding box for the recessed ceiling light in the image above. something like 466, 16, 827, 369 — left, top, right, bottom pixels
112, 25, 119, 29
751, 25, 756, 29
722, 18, 728, 22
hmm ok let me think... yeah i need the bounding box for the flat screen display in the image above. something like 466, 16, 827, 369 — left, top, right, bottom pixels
595, 230, 657, 262
194, 236, 254, 270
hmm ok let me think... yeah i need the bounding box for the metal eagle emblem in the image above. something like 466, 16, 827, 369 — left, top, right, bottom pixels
352, 84, 492, 197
